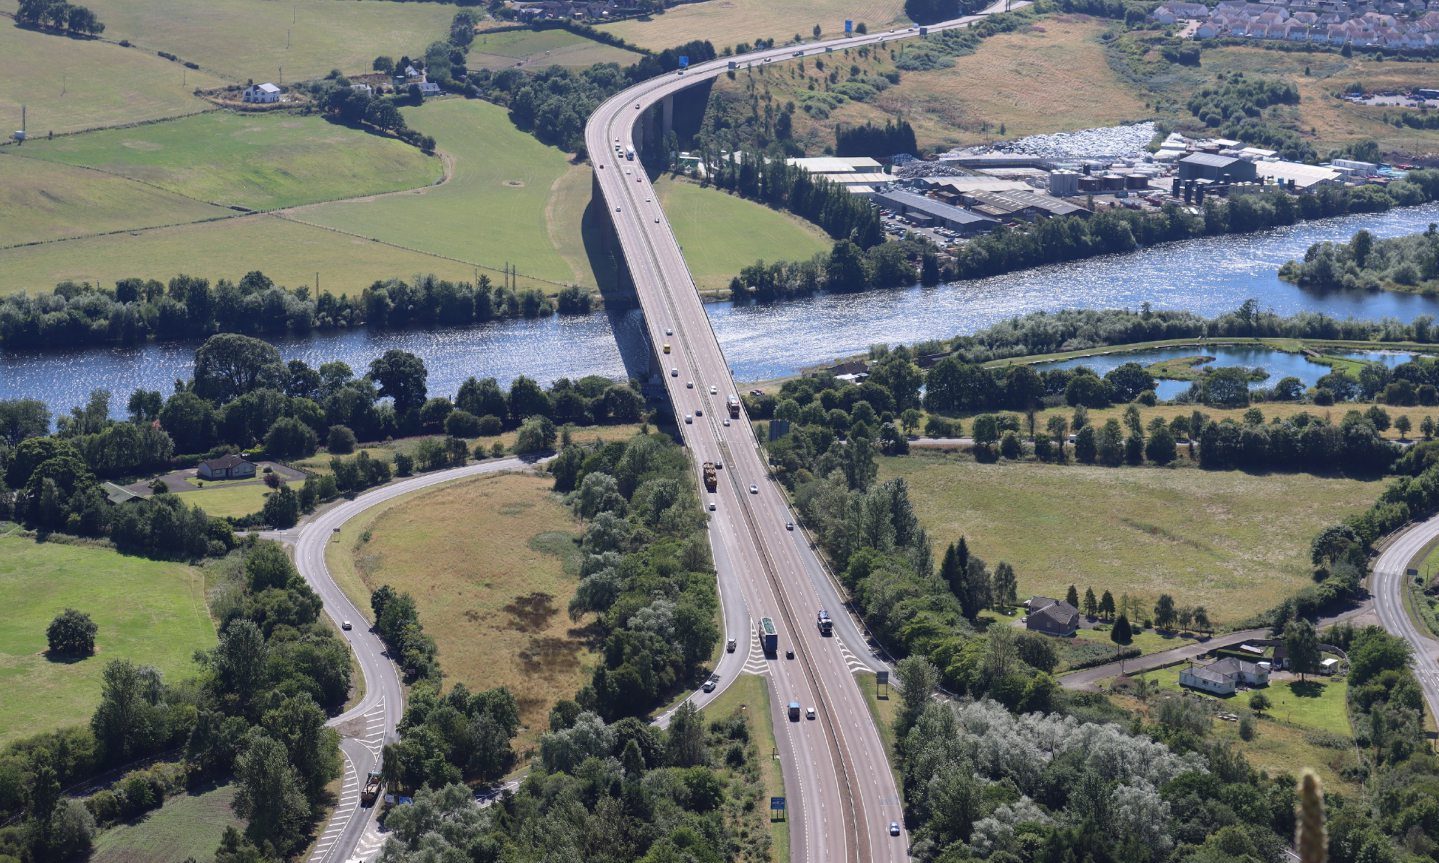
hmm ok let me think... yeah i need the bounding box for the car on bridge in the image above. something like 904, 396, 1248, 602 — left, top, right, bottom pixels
750, 484, 758, 494
685, 414, 693, 424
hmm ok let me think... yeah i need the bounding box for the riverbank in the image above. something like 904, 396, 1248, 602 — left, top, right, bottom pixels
9, 201, 1439, 417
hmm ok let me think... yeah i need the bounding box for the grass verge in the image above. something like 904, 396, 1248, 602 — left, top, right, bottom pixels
703, 673, 788, 863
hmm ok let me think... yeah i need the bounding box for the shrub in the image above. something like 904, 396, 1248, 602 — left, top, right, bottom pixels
47, 608, 97, 657
327, 424, 357, 454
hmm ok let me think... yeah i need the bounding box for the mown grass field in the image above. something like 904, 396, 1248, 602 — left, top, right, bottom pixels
90, 783, 241, 863
602, 0, 908, 51
0, 22, 223, 134
13, 0, 460, 82
0, 153, 228, 247
0, 214, 479, 298
331, 471, 593, 752
467, 27, 640, 71
20, 112, 441, 210
174, 479, 288, 519
0, 533, 215, 744
297, 99, 596, 288
1138, 667, 1352, 736
880, 455, 1382, 627
657, 177, 832, 294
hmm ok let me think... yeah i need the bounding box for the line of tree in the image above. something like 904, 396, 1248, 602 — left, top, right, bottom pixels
14, 0, 103, 35
462, 39, 716, 152
701, 146, 885, 246
731, 236, 938, 300
0, 271, 585, 352
551, 432, 719, 720
0, 333, 648, 542
1280, 224, 1439, 293
834, 118, 917, 158
723, 170, 1439, 304
0, 541, 351, 861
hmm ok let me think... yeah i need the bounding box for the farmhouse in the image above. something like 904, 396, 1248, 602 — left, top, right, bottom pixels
1025, 596, 1080, 637
1180, 657, 1270, 695
418, 81, 443, 97
198, 454, 256, 481
242, 82, 281, 104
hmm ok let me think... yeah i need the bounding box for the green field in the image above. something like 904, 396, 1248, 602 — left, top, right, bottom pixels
468, 27, 640, 71
0, 22, 224, 135
4, 0, 461, 82
331, 471, 593, 752
602, 0, 908, 51
20, 112, 441, 210
657, 177, 832, 294
0, 534, 216, 744
91, 783, 242, 863
296, 99, 594, 287
174, 480, 286, 519
0, 214, 479, 298
0, 154, 228, 247
880, 456, 1383, 628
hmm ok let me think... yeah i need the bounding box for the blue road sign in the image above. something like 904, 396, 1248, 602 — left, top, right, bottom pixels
844, 19, 853, 33
679, 55, 690, 68
771, 796, 786, 811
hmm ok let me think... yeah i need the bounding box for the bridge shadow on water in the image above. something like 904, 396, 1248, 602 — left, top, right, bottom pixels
581, 178, 656, 385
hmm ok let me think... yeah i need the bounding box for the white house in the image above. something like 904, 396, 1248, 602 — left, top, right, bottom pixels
242, 82, 281, 104
1180, 657, 1270, 696
198, 454, 256, 481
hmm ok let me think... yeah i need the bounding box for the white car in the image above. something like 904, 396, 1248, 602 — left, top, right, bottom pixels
749, 484, 759, 494
786, 521, 794, 531
723, 419, 731, 427
685, 414, 693, 424
806, 707, 816, 720
686, 381, 694, 389
709, 385, 717, 394
655, 217, 661, 223
708, 502, 716, 511
665, 328, 673, 335
341, 620, 353, 631
889, 822, 901, 837
670, 368, 679, 376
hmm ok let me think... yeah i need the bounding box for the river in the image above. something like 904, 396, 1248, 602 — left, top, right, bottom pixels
5, 202, 1439, 417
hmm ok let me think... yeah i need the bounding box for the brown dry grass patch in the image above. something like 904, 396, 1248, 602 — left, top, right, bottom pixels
347, 471, 593, 751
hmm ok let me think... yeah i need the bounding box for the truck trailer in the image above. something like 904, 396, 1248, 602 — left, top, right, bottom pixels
759, 617, 778, 656
816, 610, 833, 636
361, 772, 383, 807
727, 394, 740, 419
703, 462, 718, 492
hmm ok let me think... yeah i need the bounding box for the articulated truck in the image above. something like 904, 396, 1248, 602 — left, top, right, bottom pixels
727, 394, 740, 419
758, 617, 778, 656
361, 772, 383, 807
703, 462, 717, 492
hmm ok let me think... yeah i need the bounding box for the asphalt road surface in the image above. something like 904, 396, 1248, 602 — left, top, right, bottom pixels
585, 5, 1023, 860
1371, 516, 1439, 722
282, 456, 545, 863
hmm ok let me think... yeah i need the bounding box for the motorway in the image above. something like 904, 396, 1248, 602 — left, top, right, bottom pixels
584, 6, 1021, 861
1370, 516, 1439, 723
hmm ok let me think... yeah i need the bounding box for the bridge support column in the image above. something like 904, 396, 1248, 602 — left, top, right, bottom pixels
661, 94, 674, 136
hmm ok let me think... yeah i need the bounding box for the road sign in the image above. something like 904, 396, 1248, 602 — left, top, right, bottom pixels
876, 670, 888, 684
844, 19, 853, 33
679, 55, 689, 68
771, 796, 786, 810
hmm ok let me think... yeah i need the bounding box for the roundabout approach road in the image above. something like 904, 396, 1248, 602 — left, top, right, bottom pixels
1370, 516, 1439, 722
